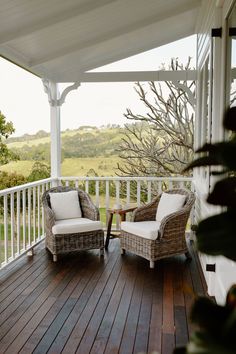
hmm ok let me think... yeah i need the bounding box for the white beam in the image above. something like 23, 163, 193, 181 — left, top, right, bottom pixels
78, 70, 197, 83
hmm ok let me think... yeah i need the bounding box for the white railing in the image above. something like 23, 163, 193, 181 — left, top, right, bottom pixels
0, 178, 53, 269
0, 176, 192, 269
58, 176, 193, 230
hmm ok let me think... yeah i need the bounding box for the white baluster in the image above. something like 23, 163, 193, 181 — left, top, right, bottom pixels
22, 189, 26, 250
85, 180, 89, 194
10, 193, 14, 259
95, 181, 99, 207
16, 191, 20, 255
126, 180, 130, 206
33, 187, 36, 243
37, 186, 41, 240
158, 181, 162, 194
4, 195, 8, 263
42, 184, 45, 235
105, 180, 110, 227
105, 180, 110, 209
75, 179, 79, 188
28, 188, 31, 247
147, 181, 152, 203
137, 181, 141, 206
115, 181, 120, 230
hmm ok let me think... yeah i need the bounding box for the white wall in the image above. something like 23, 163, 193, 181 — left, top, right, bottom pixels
195, 0, 236, 303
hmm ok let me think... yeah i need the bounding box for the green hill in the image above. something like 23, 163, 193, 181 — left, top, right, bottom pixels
6, 125, 124, 161
2, 125, 126, 177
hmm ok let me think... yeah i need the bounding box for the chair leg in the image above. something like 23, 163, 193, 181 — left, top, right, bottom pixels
100, 248, 104, 257
121, 248, 126, 255
150, 260, 155, 269
185, 251, 192, 260
53, 254, 57, 262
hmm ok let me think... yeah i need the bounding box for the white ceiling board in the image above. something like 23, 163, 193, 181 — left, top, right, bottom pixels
0, 0, 202, 81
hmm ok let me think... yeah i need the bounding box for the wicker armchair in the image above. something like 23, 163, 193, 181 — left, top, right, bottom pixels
120, 189, 195, 268
42, 186, 104, 261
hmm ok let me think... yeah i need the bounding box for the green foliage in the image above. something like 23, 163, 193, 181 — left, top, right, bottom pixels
0, 171, 27, 215
27, 161, 50, 182
176, 107, 236, 354
0, 111, 19, 165
184, 107, 236, 261
0, 170, 27, 190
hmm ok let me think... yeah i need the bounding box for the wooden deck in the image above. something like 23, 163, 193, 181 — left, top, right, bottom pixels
0, 239, 207, 354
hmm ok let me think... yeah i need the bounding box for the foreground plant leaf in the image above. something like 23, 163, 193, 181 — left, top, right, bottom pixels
223, 106, 236, 131
187, 331, 236, 354
190, 297, 230, 336
184, 156, 219, 171
207, 177, 236, 207
221, 309, 236, 346
196, 212, 236, 261
184, 141, 236, 171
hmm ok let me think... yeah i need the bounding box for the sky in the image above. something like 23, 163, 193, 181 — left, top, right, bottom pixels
0, 35, 196, 137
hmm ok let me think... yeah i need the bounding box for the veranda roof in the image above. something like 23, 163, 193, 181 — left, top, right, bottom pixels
0, 0, 201, 82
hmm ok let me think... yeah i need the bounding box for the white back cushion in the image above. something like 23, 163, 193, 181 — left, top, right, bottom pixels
49, 191, 82, 220
156, 192, 186, 222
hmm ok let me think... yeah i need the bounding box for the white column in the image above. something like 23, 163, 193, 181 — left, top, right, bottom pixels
43, 79, 80, 185
50, 82, 61, 181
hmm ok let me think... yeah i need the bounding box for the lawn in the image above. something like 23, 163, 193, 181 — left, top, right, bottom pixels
0, 156, 122, 177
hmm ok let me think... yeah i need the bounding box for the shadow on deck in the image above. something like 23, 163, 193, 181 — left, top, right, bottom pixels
0, 238, 207, 354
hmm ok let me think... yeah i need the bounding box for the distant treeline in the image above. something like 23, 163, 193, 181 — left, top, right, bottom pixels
7, 125, 125, 162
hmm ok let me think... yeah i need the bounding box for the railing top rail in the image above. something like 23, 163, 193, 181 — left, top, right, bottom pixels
0, 177, 54, 196
0, 175, 193, 196
59, 176, 193, 182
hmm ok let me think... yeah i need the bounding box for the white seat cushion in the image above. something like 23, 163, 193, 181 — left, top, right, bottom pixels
121, 221, 160, 240
156, 192, 186, 222
52, 218, 103, 235
49, 191, 82, 220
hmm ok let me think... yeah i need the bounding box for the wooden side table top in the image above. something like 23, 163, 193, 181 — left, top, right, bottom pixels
107, 206, 137, 215
105, 206, 137, 249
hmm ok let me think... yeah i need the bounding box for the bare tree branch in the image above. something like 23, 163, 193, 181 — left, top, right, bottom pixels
117, 58, 195, 177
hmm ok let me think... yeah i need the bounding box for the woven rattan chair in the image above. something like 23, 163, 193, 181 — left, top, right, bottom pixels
42, 186, 104, 261
120, 189, 195, 268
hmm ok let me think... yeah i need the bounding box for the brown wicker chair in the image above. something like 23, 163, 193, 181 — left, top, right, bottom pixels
120, 189, 195, 268
42, 186, 104, 261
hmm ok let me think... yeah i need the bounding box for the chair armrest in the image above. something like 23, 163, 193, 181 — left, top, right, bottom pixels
132, 196, 160, 222
158, 207, 190, 239
42, 202, 55, 230
80, 192, 100, 221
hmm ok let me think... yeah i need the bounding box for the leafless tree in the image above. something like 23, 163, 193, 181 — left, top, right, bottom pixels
117, 58, 195, 177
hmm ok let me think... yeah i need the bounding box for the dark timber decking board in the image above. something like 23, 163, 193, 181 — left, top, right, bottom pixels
0, 239, 207, 354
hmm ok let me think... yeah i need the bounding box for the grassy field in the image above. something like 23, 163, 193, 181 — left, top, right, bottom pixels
0, 156, 122, 177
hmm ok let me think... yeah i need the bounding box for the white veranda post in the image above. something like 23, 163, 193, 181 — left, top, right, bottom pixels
50, 82, 61, 180
42, 80, 80, 184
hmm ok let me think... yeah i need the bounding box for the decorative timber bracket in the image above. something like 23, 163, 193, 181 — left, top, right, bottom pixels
42, 79, 80, 106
